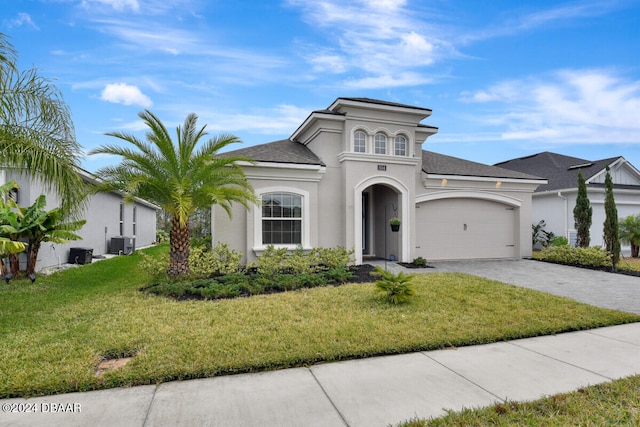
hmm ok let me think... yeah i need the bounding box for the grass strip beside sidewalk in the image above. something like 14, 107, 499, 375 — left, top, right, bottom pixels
400, 375, 640, 426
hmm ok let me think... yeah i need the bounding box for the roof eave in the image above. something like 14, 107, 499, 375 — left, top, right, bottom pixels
290, 111, 345, 142
424, 173, 547, 185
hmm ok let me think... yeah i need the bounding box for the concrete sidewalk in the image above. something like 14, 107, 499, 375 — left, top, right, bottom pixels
2, 323, 639, 427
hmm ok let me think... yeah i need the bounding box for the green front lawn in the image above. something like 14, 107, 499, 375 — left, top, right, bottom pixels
1, 244, 638, 398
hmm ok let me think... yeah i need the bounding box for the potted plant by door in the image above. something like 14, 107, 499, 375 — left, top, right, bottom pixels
389, 217, 401, 232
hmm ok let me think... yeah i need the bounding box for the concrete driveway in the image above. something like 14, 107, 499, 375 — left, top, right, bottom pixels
426, 259, 640, 315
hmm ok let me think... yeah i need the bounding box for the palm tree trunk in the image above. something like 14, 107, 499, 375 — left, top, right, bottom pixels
0, 257, 6, 277
168, 215, 190, 278
632, 243, 639, 258
8, 253, 20, 278
26, 241, 41, 276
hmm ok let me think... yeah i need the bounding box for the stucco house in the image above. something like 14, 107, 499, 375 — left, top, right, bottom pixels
1, 167, 158, 272
213, 98, 546, 265
497, 151, 640, 248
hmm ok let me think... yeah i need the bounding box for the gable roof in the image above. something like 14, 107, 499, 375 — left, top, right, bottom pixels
495, 151, 624, 192
422, 150, 543, 180
221, 139, 325, 166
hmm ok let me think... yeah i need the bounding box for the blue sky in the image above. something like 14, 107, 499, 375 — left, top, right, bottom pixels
3, 0, 640, 172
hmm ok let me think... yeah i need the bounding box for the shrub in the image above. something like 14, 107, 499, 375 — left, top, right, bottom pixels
412, 256, 427, 267
550, 236, 569, 247
190, 235, 212, 249
251, 245, 289, 275
325, 265, 354, 283
315, 247, 355, 270
538, 246, 611, 267
189, 243, 242, 278
371, 265, 417, 305
155, 229, 169, 243
251, 245, 355, 275
286, 246, 320, 275
139, 252, 169, 281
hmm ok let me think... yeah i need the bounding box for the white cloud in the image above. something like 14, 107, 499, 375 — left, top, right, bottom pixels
344, 72, 433, 89
461, 69, 640, 144
204, 104, 310, 135
100, 83, 153, 107
5, 13, 39, 30
288, 0, 450, 88
460, 1, 626, 44
82, 0, 140, 12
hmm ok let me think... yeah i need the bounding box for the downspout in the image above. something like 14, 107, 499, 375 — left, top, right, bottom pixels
557, 192, 568, 239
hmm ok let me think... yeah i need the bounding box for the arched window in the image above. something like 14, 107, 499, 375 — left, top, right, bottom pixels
394, 135, 407, 156
354, 130, 366, 153
374, 133, 386, 154
261, 192, 302, 244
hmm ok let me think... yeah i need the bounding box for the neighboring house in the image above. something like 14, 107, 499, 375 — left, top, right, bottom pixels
0, 167, 158, 271
496, 151, 640, 248
213, 98, 546, 264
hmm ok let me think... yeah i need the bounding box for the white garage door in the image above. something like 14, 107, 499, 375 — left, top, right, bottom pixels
416, 198, 517, 260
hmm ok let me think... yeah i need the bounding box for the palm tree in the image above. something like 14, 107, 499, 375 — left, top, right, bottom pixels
0, 180, 25, 276
0, 33, 86, 216
15, 194, 86, 275
90, 110, 256, 278
619, 215, 640, 258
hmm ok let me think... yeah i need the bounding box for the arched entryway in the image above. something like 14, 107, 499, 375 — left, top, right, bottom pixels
354, 176, 410, 265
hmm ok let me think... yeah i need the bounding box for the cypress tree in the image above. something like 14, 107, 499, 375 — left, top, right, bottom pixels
573, 170, 592, 247
603, 165, 620, 267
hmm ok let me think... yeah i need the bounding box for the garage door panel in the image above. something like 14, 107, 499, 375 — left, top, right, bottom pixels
416, 199, 516, 260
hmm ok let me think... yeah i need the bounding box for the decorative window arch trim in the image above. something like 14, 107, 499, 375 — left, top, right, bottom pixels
253, 187, 311, 253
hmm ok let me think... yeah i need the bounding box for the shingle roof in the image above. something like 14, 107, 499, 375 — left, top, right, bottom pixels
334, 97, 433, 113
495, 151, 623, 192
422, 150, 543, 180
221, 139, 325, 166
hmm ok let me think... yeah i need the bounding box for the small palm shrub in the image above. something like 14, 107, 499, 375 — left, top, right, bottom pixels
371, 266, 416, 305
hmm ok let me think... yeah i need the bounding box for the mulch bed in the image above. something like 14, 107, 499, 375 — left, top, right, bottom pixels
397, 262, 435, 269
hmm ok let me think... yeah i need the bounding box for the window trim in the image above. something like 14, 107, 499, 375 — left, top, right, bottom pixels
253, 187, 311, 252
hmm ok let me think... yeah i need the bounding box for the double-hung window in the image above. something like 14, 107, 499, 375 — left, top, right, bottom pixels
262, 193, 302, 245
374, 133, 386, 154
119, 202, 124, 236
394, 135, 407, 156
354, 131, 366, 153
